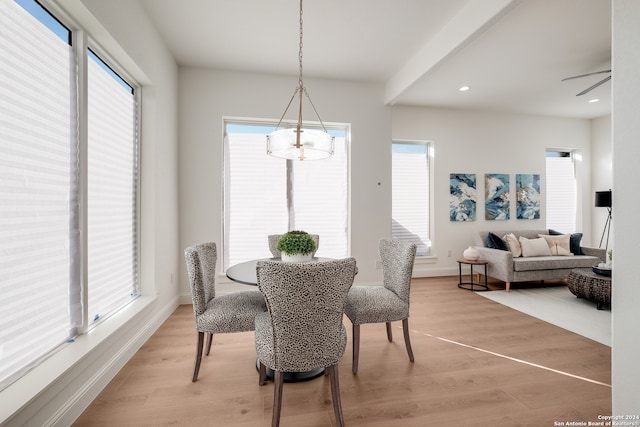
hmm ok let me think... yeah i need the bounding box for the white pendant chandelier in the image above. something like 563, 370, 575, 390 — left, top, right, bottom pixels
266, 0, 334, 161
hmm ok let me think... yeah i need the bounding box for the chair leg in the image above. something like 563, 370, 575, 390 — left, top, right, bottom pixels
192, 331, 204, 382
271, 370, 284, 427
259, 361, 267, 386
386, 322, 393, 342
352, 323, 360, 374
402, 318, 415, 363
327, 364, 345, 427
506, 281, 511, 292
205, 332, 213, 356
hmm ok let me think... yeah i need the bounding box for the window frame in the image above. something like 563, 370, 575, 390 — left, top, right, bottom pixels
0, 0, 142, 389
545, 148, 580, 233
222, 116, 350, 271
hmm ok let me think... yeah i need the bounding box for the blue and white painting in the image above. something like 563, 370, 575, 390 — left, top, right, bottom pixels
485, 173, 510, 220
450, 173, 476, 221
516, 174, 541, 219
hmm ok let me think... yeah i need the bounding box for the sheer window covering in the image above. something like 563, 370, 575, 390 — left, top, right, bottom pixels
87, 52, 139, 325
223, 121, 348, 270
545, 150, 577, 233
392, 142, 431, 256
0, 0, 139, 390
0, 0, 76, 389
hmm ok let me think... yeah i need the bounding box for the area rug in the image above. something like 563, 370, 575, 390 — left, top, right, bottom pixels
478, 285, 611, 346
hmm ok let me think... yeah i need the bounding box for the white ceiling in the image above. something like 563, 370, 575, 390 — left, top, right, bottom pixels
140, 0, 611, 119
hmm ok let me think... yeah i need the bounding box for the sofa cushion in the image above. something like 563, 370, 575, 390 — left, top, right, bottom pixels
539, 234, 573, 256
519, 236, 551, 257
486, 232, 509, 251
504, 233, 522, 257
514, 255, 600, 272
548, 229, 584, 255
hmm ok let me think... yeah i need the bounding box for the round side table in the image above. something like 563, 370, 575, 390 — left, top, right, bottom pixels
457, 258, 489, 291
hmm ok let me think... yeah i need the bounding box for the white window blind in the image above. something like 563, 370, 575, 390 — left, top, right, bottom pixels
290, 139, 348, 258
392, 142, 431, 256
224, 121, 348, 269
224, 126, 288, 268
545, 150, 577, 233
0, 0, 76, 389
87, 51, 138, 324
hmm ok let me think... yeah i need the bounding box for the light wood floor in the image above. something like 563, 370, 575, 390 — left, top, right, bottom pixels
73, 276, 611, 427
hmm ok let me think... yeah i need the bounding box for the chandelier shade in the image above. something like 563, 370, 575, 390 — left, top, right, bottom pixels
267, 127, 334, 161
266, 0, 334, 161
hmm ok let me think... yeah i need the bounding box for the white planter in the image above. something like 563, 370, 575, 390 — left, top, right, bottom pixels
281, 253, 313, 263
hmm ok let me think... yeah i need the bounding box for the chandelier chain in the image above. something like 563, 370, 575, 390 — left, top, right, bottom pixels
298, 0, 304, 88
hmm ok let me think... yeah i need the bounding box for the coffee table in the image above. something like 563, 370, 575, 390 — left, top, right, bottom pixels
566, 268, 611, 310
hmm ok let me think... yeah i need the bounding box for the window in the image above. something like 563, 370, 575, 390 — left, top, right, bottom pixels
546, 149, 577, 232
224, 120, 348, 269
0, 0, 139, 390
392, 141, 431, 256
87, 49, 138, 324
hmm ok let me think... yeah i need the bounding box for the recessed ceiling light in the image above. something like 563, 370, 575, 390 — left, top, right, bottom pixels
588, 98, 600, 103
459, 86, 470, 92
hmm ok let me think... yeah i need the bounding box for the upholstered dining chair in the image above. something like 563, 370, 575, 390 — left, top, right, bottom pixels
267, 233, 319, 258
255, 258, 357, 427
344, 239, 417, 374
184, 242, 266, 382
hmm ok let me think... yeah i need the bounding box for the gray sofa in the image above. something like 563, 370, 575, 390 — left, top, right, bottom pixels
474, 229, 605, 292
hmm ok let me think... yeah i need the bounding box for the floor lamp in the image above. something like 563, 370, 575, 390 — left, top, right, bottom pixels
595, 190, 612, 252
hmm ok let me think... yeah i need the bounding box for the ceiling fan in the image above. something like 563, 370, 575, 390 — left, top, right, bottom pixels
561, 69, 611, 96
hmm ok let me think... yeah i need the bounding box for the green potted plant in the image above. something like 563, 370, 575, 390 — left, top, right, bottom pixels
277, 230, 317, 262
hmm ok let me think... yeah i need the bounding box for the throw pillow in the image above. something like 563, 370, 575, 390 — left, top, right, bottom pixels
518, 236, 552, 257
503, 233, 522, 257
538, 234, 573, 256
486, 232, 509, 251
548, 229, 584, 255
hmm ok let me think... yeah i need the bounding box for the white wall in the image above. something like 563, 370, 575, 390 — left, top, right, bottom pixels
591, 116, 613, 250
612, 0, 640, 415
0, 0, 180, 425
392, 106, 594, 275
178, 68, 391, 296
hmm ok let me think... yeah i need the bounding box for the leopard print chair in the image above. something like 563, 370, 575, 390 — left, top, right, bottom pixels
184, 242, 266, 382
267, 233, 320, 257
255, 258, 357, 427
344, 239, 417, 374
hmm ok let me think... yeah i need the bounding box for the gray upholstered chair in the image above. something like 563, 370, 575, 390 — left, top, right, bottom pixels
255, 258, 357, 427
267, 233, 319, 258
184, 242, 266, 382
344, 239, 417, 374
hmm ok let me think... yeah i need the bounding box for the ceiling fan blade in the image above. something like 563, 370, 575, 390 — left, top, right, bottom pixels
561, 69, 611, 81
576, 75, 612, 96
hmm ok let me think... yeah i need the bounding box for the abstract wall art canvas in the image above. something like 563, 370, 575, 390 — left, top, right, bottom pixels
485, 173, 510, 220
450, 173, 476, 221
516, 173, 541, 219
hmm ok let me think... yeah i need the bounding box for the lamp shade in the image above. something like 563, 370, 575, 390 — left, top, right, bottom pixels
594, 190, 612, 208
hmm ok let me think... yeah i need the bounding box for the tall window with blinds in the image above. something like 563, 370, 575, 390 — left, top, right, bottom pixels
87, 50, 139, 325
0, 0, 139, 390
392, 141, 431, 256
224, 121, 348, 269
545, 150, 577, 232
0, 0, 76, 390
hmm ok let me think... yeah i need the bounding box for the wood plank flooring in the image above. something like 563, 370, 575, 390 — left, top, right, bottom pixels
73, 276, 611, 426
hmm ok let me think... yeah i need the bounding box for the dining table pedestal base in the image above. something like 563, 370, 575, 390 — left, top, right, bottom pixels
256, 360, 324, 382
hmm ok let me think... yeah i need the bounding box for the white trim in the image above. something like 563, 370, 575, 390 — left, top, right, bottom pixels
0, 296, 178, 427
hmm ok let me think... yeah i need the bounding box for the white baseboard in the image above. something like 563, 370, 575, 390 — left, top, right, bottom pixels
0, 295, 179, 427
